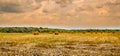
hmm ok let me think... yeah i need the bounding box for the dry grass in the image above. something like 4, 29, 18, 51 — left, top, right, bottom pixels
0, 32, 120, 56
0, 32, 120, 46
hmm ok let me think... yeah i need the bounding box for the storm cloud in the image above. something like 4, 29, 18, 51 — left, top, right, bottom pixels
0, 3, 22, 13
0, 0, 120, 29
0, 0, 42, 13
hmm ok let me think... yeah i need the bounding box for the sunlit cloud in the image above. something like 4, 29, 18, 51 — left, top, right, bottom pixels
0, 0, 120, 29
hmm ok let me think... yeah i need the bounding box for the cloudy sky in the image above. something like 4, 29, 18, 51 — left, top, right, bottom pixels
0, 0, 120, 29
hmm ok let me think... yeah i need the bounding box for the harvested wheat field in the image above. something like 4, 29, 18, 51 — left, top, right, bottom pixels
0, 32, 120, 56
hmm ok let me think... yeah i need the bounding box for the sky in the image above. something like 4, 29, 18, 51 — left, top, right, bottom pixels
0, 0, 120, 29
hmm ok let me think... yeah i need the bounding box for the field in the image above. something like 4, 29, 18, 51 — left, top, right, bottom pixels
0, 32, 120, 56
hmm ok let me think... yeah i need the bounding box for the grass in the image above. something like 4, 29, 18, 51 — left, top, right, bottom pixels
0, 32, 120, 47
0, 32, 120, 56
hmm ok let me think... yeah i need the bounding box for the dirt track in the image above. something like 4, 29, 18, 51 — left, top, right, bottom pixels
0, 43, 120, 56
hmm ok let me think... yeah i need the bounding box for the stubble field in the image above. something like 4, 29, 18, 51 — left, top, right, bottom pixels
0, 32, 120, 56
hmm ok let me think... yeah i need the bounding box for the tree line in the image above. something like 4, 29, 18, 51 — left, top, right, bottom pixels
0, 27, 119, 33
0, 27, 67, 33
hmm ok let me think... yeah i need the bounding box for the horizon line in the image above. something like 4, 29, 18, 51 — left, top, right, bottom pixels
0, 25, 120, 30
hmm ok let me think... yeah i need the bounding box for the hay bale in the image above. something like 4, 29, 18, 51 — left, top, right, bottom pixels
33, 31, 39, 35
54, 32, 59, 35
82, 32, 86, 34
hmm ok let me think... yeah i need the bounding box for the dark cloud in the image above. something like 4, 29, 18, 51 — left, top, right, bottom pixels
0, 3, 22, 13
0, 0, 42, 13
105, 1, 120, 6
55, 0, 73, 7
76, 5, 94, 12
35, 0, 45, 3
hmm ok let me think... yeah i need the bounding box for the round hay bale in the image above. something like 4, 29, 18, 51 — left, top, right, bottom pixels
54, 32, 59, 35
33, 31, 39, 35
